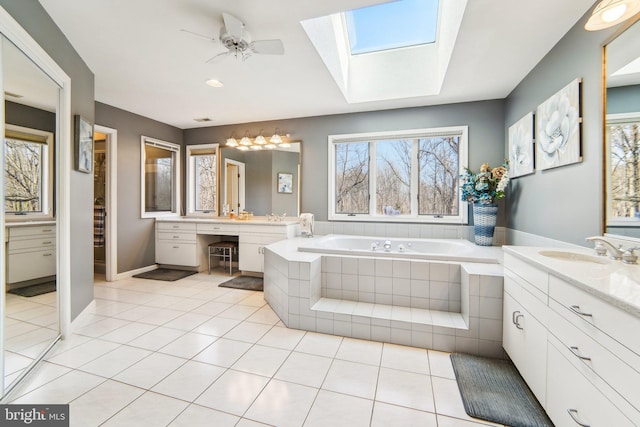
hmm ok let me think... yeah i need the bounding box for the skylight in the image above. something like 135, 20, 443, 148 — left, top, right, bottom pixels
345, 0, 439, 55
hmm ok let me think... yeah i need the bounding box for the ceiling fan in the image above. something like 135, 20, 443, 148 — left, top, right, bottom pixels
183, 12, 285, 63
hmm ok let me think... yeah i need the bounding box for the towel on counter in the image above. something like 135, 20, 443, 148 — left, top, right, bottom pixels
94, 206, 105, 247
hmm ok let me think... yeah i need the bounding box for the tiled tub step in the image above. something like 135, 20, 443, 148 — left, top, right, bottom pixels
311, 297, 468, 331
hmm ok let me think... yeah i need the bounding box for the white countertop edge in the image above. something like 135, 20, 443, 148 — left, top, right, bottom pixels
6, 220, 56, 228
503, 246, 640, 318
155, 216, 299, 226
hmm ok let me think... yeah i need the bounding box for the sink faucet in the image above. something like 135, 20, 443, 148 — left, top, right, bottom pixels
585, 236, 623, 260
383, 240, 392, 251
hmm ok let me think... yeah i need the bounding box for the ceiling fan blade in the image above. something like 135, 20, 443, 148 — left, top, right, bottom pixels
180, 29, 215, 42
250, 39, 285, 55
222, 12, 244, 40
205, 51, 231, 63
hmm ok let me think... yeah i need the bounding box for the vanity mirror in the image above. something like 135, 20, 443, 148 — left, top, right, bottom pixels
1, 36, 62, 396
604, 16, 640, 238
220, 142, 301, 217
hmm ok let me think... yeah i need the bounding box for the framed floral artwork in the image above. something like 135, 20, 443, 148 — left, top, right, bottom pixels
278, 172, 293, 193
74, 115, 94, 173
508, 112, 535, 178
535, 78, 582, 171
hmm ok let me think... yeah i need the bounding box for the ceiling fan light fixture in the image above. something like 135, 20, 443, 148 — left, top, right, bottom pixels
585, 0, 640, 30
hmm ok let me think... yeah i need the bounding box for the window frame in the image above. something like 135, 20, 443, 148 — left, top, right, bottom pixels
185, 143, 219, 217
4, 124, 54, 221
328, 126, 468, 224
140, 136, 181, 219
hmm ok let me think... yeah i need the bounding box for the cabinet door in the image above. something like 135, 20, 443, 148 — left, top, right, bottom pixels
239, 242, 263, 272
503, 289, 548, 404
546, 342, 635, 427
156, 241, 198, 266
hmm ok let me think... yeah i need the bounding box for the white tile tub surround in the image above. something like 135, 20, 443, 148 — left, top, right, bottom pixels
265, 238, 505, 357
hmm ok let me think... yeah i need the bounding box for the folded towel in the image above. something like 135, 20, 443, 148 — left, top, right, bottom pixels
300, 213, 314, 234
94, 206, 105, 247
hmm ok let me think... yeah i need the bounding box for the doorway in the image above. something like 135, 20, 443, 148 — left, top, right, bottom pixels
93, 125, 117, 281
224, 159, 245, 214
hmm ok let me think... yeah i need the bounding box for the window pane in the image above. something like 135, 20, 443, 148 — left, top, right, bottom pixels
609, 122, 640, 219
376, 139, 411, 215
145, 144, 174, 212
335, 142, 369, 214
5, 138, 43, 213
418, 136, 459, 216
194, 154, 217, 212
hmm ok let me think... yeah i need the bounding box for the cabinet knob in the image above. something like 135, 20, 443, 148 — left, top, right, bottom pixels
567, 409, 590, 427
513, 311, 524, 330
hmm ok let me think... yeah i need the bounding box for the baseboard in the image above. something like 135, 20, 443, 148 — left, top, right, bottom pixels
114, 264, 158, 281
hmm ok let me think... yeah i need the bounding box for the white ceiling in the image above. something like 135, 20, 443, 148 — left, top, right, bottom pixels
38, 0, 597, 129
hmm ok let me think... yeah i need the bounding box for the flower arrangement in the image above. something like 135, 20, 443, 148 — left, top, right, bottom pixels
460, 162, 510, 205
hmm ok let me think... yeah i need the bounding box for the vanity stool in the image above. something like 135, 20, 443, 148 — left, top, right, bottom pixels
208, 241, 237, 275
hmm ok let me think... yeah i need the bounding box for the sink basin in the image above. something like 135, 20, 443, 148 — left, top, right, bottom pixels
538, 250, 613, 265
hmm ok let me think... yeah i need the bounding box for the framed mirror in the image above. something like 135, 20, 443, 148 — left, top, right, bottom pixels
1, 36, 62, 396
219, 142, 301, 217
604, 17, 640, 238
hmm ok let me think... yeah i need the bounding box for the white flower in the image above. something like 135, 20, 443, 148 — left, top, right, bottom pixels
538, 92, 579, 164
510, 124, 531, 174
497, 174, 509, 192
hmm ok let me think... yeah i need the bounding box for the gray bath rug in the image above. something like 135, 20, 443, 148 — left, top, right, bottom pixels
133, 268, 197, 281
8, 281, 56, 297
219, 276, 263, 291
450, 353, 554, 427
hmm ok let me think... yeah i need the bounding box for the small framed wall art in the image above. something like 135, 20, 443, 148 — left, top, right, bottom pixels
278, 172, 293, 194
508, 111, 535, 178
74, 114, 94, 173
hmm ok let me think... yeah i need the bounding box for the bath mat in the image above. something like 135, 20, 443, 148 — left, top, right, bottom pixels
219, 276, 263, 291
8, 281, 56, 297
450, 353, 553, 427
133, 268, 197, 281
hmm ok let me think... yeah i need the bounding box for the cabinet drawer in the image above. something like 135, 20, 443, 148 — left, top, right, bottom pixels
9, 225, 56, 238
7, 250, 56, 283
156, 242, 197, 267
240, 233, 285, 245
549, 275, 640, 358
243, 225, 289, 235
157, 231, 196, 243
504, 252, 549, 296
196, 223, 238, 235
156, 222, 196, 232
548, 302, 640, 411
8, 236, 56, 251
546, 341, 636, 427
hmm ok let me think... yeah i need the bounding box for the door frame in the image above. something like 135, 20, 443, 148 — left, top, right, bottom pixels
224, 158, 245, 213
94, 125, 117, 281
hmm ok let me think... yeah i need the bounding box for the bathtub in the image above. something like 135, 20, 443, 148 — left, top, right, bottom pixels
297, 234, 499, 264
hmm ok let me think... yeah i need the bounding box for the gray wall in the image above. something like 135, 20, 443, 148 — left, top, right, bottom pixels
246, 151, 273, 215
6, 101, 56, 132
185, 99, 506, 224
0, 0, 96, 320
95, 102, 183, 274
504, 7, 617, 246
607, 85, 640, 114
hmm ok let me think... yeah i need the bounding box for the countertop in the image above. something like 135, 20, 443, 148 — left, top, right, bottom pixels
503, 245, 640, 318
155, 216, 299, 226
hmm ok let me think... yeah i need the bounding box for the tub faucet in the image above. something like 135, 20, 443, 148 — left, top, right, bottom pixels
586, 236, 623, 260
383, 240, 392, 251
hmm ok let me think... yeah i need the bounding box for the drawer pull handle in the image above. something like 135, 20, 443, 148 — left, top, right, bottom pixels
569, 305, 593, 317
567, 409, 590, 427
42, 241, 52, 245
172, 225, 179, 228
512, 310, 520, 325
173, 235, 180, 238
173, 246, 179, 249
514, 313, 524, 330
43, 253, 53, 257
213, 227, 220, 230
42, 229, 52, 232
568, 346, 591, 361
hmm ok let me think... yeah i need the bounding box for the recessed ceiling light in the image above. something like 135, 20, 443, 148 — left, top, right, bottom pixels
206, 79, 224, 88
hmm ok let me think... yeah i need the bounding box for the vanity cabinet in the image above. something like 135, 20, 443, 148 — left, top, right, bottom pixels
503, 248, 640, 426
155, 221, 198, 267
7, 224, 56, 284
239, 231, 288, 273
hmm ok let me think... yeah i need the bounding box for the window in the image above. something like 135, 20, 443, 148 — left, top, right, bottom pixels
141, 136, 180, 218
186, 144, 218, 216
606, 113, 640, 225
344, 0, 439, 55
4, 124, 54, 218
329, 126, 468, 223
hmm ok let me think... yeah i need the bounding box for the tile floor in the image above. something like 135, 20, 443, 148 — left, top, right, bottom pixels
5, 272, 505, 427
